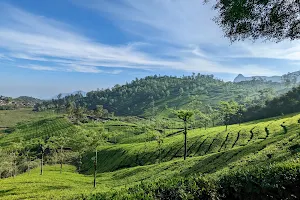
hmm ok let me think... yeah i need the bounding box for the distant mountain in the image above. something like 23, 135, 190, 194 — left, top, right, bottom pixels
234, 74, 282, 83
234, 70, 300, 83
15, 96, 43, 104
0, 96, 42, 109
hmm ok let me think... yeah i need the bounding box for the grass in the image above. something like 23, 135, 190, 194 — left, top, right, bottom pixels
81, 113, 300, 174
0, 112, 299, 199
0, 109, 55, 128
0, 116, 76, 147
0, 165, 104, 200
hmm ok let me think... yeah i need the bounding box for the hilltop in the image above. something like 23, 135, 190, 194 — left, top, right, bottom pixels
35, 74, 291, 117
0, 95, 42, 110
234, 70, 300, 84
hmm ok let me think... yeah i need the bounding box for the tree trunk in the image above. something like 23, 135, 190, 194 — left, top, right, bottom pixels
40, 153, 43, 175
184, 120, 187, 160
27, 155, 30, 174
159, 143, 161, 164
13, 153, 16, 178
60, 146, 63, 174
78, 155, 82, 172
93, 150, 97, 188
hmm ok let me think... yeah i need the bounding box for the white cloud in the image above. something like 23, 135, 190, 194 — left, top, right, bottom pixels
0, 3, 190, 73
18, 65, 58, 71
1, 1, 299, 78
75, 0, 300, 75
109, 70, 123, 75
75, 0, 223, 45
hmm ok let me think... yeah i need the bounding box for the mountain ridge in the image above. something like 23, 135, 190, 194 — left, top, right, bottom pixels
234, 70, 300, 83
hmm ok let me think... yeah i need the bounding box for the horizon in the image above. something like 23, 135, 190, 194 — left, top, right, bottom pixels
2, 71, 291, 100
1, 0, 300, 98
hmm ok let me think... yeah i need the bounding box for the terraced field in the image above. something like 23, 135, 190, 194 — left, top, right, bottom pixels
0, 113, 299, 199
0, 117, 77, 147
81, 113, 300, 174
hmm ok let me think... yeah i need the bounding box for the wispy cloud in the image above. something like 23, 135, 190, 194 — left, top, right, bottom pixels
74, 0, 300, 76
1, 1, 299, 78
0, 3, 192, 73
18, 65, 58, 71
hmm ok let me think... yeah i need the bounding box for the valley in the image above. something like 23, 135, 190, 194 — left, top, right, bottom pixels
0, 77, 300, 199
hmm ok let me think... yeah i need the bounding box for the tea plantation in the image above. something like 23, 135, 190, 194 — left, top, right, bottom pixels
0, 113, 299, 199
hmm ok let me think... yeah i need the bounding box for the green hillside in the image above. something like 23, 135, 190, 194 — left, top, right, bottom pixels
0, 108, 54, 128
82, 113, 300, 174
35, 74, 290, 117
0, 111, 299, 199
0, 117, 76, 147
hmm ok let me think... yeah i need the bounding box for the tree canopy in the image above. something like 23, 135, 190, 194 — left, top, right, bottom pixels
209, 0, 300, 42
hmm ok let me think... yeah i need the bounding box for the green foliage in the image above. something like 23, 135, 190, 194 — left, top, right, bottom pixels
218, 100, 239, 129
0, 109, 54, 127
88, 161, 300, 200
175, 110, 194, 122
1, 108, 300, 199
34, 74, 288, 117
240, 85, 300, 122
217, 162, 300, 199
209, 0, 300, 42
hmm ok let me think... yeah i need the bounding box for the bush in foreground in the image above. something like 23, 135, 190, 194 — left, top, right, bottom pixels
83, 161, 300, 200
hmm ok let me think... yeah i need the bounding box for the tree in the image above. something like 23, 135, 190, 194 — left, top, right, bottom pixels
211, 109, 221, 127
86, 130, 106, 188
74, 105, 84, 123
23, 141, 36, 174
9, 142, 23, 177
94, 105, 104, 118
208, 0, 300, 42
175, 110, 194, 160
48, 136, 69, 174
219, 101, 239, 130
195, 111, 210, 130
203, 104, 214, 129
237, 104, 246, 126
56, 93, 63, 113
0, 149, 14, 178
37, 139, 48, 175
66, 101, 75, 117
154, 132, 164, 164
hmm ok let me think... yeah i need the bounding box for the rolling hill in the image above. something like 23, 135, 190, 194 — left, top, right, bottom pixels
0, 111, 299, 199
36, 74, 291, 117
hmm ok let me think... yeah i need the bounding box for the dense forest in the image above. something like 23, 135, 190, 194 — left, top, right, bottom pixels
240, 86, 300, 122
34, 74, 290, 116
32, 73, 300, 132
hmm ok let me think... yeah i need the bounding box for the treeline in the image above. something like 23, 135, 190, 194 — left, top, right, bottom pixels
34, 74, 286, 116
237, 85, 300, 122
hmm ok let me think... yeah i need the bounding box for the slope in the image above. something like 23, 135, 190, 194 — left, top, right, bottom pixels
36, 74, 290, 117
0, 113, 299, 199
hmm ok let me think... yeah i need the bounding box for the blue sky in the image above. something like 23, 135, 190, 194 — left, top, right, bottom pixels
0, 0, 300, 98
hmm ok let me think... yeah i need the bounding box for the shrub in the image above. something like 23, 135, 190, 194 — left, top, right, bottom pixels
218, 163, 300, 200
85, 162, 300, 200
